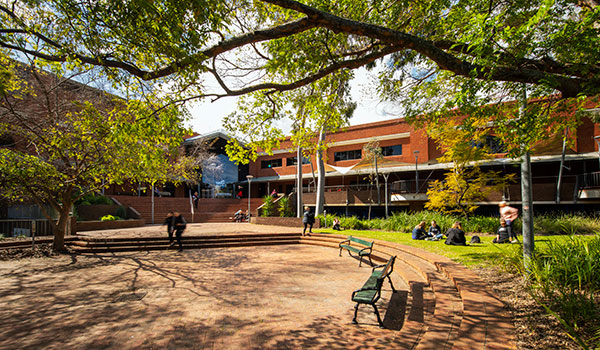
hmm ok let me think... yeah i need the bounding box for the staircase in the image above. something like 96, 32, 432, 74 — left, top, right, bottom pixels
112, 195, 264, 224
66, 233, 301, 253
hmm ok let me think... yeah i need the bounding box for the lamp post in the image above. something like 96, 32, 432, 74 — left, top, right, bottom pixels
246, 175, 254, 222
594, 136, 600, 170
413, 150, 420, 193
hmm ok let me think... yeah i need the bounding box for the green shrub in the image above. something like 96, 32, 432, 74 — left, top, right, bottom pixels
100, 214, 120, 221
260, 196, 276, 217
505, 234, 600, 347
115, 205, 127, 219
76, 194, 113, 205
278, 197, 294, 217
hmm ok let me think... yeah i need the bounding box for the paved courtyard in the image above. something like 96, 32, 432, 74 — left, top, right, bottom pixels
0, 243, 406, 350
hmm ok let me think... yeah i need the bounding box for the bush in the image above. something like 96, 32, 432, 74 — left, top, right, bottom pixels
76, 194, 113, 205
100, 214, 120, 221
278, 197, 294, 217
260, 196, 276, 217
505, 234, 600, 348
115, 205, 127, 219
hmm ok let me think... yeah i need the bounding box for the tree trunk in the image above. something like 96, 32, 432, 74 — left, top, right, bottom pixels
52, 207, 70, 252
519, 86, 535, 271
315, 126, 326, 216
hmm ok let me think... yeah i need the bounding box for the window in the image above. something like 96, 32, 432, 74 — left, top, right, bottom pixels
286, 156, 311, 166
381, 144, 402, 156
261, 159, 282, 168
334, 149, 362, 161
471, 136, 505, 154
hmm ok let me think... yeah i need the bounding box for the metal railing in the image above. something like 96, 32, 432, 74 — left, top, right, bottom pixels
0, 219, 54, 238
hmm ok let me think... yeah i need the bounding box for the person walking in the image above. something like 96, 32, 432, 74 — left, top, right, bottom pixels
192, 191, 199, 209
162, 211, 175, 245
302, 206, 315, 236
173, 211, 187, 252
499, 201, 519, 243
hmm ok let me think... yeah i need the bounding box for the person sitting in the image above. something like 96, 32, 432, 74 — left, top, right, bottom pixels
426, 220, 443, 240
444, 221, 467, 246
412, 221, 428, 240
493, 219, 511, 243
233, 209, 243, 222
332, 217, 342, 231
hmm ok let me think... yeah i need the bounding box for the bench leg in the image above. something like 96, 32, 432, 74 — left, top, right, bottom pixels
339, 247, 342, 257
368, 254, 373, 267
352, 303, 359, 324
358, 255, 363, 267
372, 304, 384, 328
387, 276, 397, 293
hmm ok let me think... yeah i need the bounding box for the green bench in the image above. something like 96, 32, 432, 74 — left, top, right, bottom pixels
339, 236, 374, 267
351, 256, 397, 328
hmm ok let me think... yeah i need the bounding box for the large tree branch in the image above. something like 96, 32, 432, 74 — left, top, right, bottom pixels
262, 0, 593, 97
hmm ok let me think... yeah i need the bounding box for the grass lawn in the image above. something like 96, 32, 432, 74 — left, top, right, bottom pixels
313, 228, 598, 267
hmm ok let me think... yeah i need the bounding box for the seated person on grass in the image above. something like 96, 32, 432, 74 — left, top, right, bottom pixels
493, 218, 511, 244
444, 221, 467, 246
412, 221, 428, 240
332, 217, 342, 231
425, 220, 444, 241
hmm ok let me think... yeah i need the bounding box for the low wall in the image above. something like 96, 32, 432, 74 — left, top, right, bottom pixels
251, 217, 321, 228
74, 219, 145, 233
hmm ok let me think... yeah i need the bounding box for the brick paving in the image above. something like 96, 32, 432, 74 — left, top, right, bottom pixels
0, 243, 406, 350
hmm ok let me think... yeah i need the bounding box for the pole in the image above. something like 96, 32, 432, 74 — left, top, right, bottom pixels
383, 173, 389, 218
519, 85, 534, 270
375, 157, 380, 205
556, 128, 568, 204
247, 175, 253, 222
151, 182, 155, 224
413, 150, 420, 193
297, 146, 303, 218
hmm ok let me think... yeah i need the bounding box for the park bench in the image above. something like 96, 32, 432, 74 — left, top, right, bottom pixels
339, 236, 374, 267
351, 256, 397, 328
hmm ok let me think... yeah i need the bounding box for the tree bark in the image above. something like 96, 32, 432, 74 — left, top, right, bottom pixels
315, 125, 326, 216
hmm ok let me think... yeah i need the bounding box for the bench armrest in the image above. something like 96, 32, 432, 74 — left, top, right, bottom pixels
338, 239, 350, 247
359, 246, 372, 254
371, 263, 387, 271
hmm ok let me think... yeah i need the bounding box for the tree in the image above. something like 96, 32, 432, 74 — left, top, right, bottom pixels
424, 119, 516, 217
0, 62, 197, 252
363, 140, 383, 219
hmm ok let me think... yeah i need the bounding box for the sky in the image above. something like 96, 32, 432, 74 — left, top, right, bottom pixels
186, 67, 403, 135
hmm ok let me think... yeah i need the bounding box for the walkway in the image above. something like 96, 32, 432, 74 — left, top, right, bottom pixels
0, 224, 517, 349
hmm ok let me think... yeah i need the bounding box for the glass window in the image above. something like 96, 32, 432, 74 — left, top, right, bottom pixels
286, 156, 311, 166
261, 159, 283, 168
381, 144, 402, 156
334, 149, 362, 161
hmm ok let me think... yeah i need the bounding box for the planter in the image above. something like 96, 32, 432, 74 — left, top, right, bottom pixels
251, 217, 321, 228
74, 219, 145, 233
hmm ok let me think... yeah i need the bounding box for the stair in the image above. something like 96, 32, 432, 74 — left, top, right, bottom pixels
300, 233, 516, 350
66, 233, 301, 253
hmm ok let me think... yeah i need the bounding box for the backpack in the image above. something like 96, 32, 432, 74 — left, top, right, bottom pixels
470, 235, 481, 244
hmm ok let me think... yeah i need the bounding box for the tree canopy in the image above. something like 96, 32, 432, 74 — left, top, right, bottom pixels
1, 0, 597, 159
0, 61, 197, 251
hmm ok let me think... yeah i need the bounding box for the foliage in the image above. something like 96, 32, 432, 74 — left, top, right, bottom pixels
424, 119, 516, 216
260, 196, 277, 217
100, 215, 120, 221
115, 206, 127, 220
278, 196, 294, 217
1, 0, 597, 163
0, 62, 198, 252
505, 235, 600, 349
318, 211, 600, 235
75, 194, 114, 206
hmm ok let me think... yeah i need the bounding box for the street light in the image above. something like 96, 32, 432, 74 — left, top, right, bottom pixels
246, 175, 254, 222
413, 150, 420, 193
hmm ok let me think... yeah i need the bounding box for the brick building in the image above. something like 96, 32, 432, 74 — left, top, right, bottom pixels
246, 104, 600, 217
